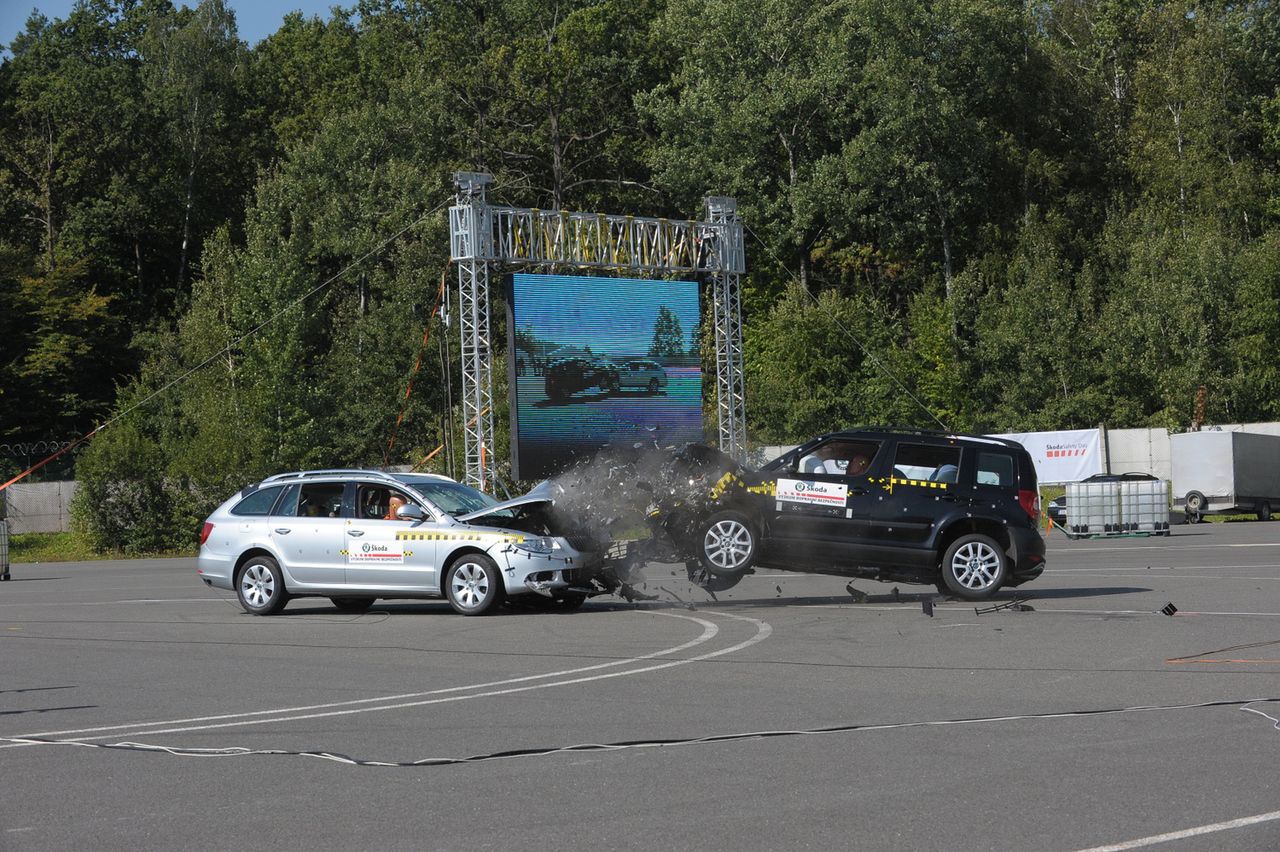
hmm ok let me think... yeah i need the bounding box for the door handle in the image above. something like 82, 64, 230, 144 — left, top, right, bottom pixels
273, 528, 291, 535
347, 530, 364, 537
940, 494, 968, 503
849, 487, 868, 495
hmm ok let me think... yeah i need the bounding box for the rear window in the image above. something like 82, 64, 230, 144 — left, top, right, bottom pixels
891, 443, 961, 483
976, 452, 1015, 487
231, 486, 284, 516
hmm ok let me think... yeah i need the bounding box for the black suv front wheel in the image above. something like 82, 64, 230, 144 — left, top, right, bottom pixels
697, 510, 758, 576
940, 534, 1008, 601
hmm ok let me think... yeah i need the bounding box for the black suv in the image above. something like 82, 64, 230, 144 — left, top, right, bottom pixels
544, 357, 620, 401
667, 429, 1046, 600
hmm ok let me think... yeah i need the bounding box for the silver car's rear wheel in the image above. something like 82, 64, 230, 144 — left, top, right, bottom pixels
445, 554, 505, 615
236, 556, 288, 615
941, 534, 1007, 601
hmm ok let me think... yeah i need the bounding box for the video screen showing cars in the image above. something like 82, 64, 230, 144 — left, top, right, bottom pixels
506, 273, 704, 480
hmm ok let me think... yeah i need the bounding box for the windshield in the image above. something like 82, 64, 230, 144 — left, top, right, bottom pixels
393, 477, 498, 516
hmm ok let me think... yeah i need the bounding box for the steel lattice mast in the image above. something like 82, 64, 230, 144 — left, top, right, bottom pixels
448, 172, 746, 489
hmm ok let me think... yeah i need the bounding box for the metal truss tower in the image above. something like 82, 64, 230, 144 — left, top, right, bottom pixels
449, 172, 747, 489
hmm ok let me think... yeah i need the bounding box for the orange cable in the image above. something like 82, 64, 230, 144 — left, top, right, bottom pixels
384, 272, 447, 464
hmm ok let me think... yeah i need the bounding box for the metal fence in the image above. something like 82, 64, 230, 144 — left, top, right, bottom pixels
2, 481, 79, 534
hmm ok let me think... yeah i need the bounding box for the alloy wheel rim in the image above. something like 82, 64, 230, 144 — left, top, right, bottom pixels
451, 562, 489, 608
950, 542, 1001, 590
241, 563, 274, 608
704, 520, 752, 571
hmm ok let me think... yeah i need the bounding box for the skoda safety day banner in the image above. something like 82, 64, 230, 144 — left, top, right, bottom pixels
776, 478, 849, 507
992, 428, 1103, 484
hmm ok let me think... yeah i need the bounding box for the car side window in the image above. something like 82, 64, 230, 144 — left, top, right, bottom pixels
271, 483, 300, 516
796, 439, 880, 477
892, 443, 962, 484
976, 452, 1015, 487
353, 484, 418, 520
295, 483, 345, 518
230, 485, 285, 516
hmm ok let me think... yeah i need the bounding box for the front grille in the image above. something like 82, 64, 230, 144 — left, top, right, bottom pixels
564, 534, 601, 553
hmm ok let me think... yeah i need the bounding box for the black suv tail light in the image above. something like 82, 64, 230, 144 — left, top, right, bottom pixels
1017, 489, 1040, 521
199, 522, 214, 546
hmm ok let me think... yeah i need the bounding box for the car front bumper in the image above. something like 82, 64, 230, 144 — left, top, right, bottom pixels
495, 542, 602, 597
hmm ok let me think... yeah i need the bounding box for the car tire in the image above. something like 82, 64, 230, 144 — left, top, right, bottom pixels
236, 555, 289, 615
697, 510, 758, 577
940, 534, 1008, 601
1259, 501, 1272, 522
688, 565, 745, 592
330, 596, 375, 614
647, 378, 659, 394
546, 380, 565, 401
445, 553, 506, 615
1185, 491, 1207, 514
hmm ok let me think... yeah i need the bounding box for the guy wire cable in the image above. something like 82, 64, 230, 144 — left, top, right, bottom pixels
0, 197, 452, 491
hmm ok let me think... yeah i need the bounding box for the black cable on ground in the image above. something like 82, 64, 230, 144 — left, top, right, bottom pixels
5, 697, 1276, 769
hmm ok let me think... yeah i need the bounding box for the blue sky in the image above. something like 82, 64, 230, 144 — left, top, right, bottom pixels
512, 274, 701, 359
2, 0, 342, 53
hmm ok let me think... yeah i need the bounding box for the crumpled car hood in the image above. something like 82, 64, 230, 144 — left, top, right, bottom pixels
454, 479, 560, 524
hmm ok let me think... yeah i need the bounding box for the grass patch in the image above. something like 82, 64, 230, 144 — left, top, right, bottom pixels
6, 530, 195, 563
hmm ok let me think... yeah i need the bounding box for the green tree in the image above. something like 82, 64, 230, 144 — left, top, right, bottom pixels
648, 305, 685, 357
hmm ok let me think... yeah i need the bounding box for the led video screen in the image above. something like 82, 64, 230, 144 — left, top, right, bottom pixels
507, 273, 704, 481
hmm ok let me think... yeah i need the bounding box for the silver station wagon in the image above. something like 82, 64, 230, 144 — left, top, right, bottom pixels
197, 470, 602, 615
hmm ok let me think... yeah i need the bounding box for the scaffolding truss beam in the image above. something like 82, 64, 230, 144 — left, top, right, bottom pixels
448, 172, 746, 488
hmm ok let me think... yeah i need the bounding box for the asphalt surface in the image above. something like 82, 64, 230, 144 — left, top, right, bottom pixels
2, 522, 1279, 851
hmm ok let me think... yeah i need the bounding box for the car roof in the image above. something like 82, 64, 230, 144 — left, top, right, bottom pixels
818, 427, 1029, 452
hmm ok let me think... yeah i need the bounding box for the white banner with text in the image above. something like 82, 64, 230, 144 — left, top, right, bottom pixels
990, 428, 1103, 484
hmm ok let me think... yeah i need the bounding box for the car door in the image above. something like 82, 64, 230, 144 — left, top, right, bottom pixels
763, 437, 884, 566
866, 441, 966, 569
227, 483, 288, 555
270, 481, 348, 587
341, 482, 440, 592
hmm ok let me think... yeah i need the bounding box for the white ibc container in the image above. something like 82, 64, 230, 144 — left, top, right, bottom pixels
1120, 480, 1169, 533
1068, 481, 1121, 534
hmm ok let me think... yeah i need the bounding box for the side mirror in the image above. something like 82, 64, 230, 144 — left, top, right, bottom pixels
397, 504, 426, 521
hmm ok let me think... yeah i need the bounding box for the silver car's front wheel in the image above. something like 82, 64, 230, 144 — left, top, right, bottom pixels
940, 534, 1007, 601
445, 554, 505, 615
697, 511, 757, 577
236, 556, 288, 615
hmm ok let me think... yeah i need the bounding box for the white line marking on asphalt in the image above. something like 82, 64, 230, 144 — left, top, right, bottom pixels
3, 610, 771, 747
1038, 608, 1280, 617
0, 599, 222, 608
1050, 543, 1280, 553
1050, 574, 1280, 581
1074, 808, 1280, 851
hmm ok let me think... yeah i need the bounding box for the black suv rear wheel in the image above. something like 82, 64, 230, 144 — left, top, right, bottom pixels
940, 533, 1008, 601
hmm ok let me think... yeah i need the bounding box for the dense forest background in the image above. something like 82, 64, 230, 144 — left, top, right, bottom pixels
2, 0, 1279, 549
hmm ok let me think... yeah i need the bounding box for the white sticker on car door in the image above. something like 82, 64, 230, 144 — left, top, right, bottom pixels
348, 540, 405, 564
776, 478, 849, 507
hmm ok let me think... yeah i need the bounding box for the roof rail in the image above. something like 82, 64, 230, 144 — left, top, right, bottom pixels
260, 469, 403, 484
833, 426, 1026, 450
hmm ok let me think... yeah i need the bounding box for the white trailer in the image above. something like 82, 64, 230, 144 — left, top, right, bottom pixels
1170, 431, 1280, 522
